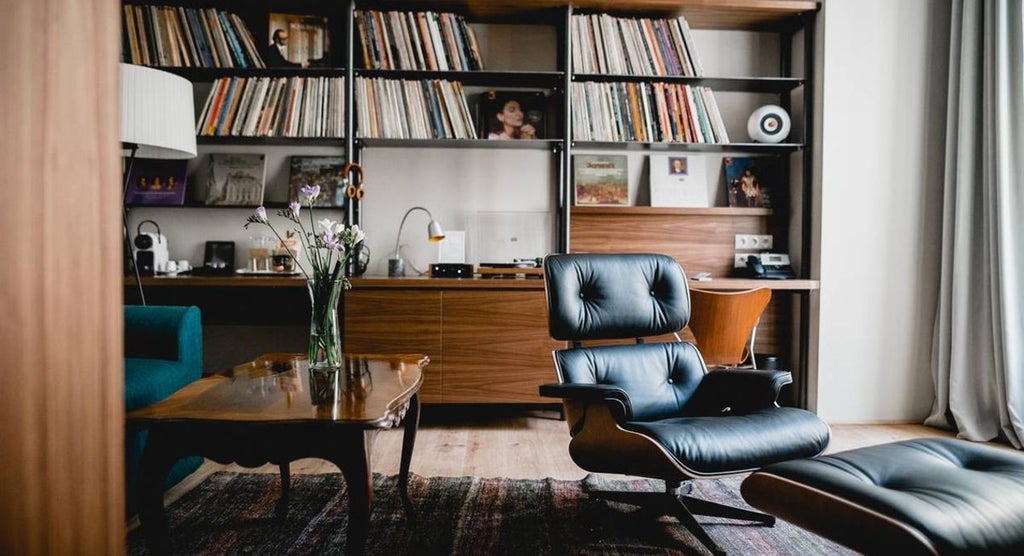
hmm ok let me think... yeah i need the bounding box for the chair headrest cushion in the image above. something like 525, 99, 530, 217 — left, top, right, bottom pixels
544, 253, 689, 341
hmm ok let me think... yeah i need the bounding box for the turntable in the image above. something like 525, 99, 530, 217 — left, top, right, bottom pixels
477, 258, 544, 278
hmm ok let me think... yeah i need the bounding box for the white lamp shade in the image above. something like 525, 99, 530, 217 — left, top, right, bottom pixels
120, 63, 197, 159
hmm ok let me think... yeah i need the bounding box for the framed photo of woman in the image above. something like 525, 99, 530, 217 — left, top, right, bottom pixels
478, 90, 546, 140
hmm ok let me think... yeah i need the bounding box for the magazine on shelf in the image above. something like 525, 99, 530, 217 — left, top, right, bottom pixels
478, 91, 546, 140
288, 156, 346, 207
573, 154, 629, 206
124, 158, 189, 205
723, 156, 778, 209
205, 154, 266, 206
267, 13, 329, 68
648, 154, 708, 208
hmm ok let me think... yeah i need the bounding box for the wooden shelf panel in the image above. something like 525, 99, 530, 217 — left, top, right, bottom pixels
572, 206, 772, 216
572, 74, 803, 93
686, 277, 818, 290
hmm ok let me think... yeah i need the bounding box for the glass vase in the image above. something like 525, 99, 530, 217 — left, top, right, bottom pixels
307, 276, 343, 372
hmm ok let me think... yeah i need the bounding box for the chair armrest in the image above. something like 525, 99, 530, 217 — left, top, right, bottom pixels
684, 369, 792, 416
539, 383, 633, 421
124, 305, 203, 380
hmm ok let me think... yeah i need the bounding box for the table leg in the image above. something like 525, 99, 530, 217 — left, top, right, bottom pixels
399, 393, 420, 519
333, 431, 373, 556
137, 428, 182, 556
275, 462, 290, 519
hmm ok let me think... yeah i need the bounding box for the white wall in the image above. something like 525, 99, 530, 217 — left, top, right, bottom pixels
815, 0, 950, 422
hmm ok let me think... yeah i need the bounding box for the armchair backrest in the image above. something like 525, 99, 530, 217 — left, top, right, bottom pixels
545, 253, 707, 421
544, 253, 690, 341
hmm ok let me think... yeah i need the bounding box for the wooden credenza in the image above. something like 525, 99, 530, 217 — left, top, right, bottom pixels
344, 277, 561, 404
128, 274, 819, 405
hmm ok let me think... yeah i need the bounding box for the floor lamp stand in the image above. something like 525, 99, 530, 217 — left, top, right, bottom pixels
122, 143, 146, 306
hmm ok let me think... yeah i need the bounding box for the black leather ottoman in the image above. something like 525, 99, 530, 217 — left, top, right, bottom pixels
740, 438, 1024, 555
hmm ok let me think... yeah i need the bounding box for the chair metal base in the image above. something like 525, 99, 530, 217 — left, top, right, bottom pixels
590, 481, 775, 556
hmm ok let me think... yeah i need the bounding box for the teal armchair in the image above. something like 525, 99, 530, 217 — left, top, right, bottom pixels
124, 305, 203, 516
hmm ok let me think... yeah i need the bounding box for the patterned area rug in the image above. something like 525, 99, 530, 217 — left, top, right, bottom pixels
127, 472, 853, 555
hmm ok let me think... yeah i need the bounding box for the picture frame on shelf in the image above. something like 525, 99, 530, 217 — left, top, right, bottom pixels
573, 154, 629, 206
205, 154, 266, 206
288, 156, 346, 207
124, 158, 188, 206
267, 13, 329, 68
478, 90, 546, 140
649, 154, 709, 208
723, 157, 777, 208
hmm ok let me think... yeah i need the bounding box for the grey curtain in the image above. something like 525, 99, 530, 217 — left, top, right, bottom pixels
926, 0, 1024, 448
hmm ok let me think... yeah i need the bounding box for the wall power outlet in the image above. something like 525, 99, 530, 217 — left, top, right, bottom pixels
734, 234, 774, 249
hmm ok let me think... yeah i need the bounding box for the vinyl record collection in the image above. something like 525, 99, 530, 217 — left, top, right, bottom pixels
571, 13, 703, 76
355, 10, 484, 71
197, 77, 345, 137
571, 82, 729, 143
356, 77, 477, 139
122, 4, 265, 68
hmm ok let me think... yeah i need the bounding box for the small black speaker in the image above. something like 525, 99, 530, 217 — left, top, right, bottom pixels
135, 251, 155, 276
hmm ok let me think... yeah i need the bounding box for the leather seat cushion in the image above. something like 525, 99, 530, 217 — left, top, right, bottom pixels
624, 407, 831, 475
744, 438, 1024, 554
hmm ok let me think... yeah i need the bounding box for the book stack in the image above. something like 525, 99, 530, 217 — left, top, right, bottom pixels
571, 82, 729, 143
571, 14, 702, 76
356, 77, 477, 139
355, 10, 484, 71
122, 4, 265, 68
197, 77, 345, 137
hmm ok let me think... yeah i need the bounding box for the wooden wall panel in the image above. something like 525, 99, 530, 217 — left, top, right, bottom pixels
442, 291, 562, 403
570, 212, 770, 277
344, 290, 443, 401
0, 0, 124, 553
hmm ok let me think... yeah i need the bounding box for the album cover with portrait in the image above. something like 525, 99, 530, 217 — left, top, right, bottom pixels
124, 158, 189, 206
723, 157, 777, 208
478, 90, 546, 140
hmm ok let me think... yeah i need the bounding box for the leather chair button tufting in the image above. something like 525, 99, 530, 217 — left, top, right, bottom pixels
650, 290, 656, 296
667, 378, 674, 384
579, 293, 585, 299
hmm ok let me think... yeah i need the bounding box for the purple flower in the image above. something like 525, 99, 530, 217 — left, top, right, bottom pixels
254, 206, 267, 222
300, 185, 321, 201
322, 232, 341, 251
288, 201, 301, 217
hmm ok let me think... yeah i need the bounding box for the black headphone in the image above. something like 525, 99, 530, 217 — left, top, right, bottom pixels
133, 220, 162, 250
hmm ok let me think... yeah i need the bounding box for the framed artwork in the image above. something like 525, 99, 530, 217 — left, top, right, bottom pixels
573, 154, 629, 206
478, 90, 546, 140
267, 13, 329, 68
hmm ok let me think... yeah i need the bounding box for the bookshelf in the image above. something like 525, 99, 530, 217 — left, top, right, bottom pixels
120, 0, 821, 407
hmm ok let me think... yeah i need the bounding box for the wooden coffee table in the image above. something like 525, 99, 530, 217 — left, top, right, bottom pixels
127, 353, 426, 556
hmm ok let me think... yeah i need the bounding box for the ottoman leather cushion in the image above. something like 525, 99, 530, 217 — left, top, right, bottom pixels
741, 438, 1024, 555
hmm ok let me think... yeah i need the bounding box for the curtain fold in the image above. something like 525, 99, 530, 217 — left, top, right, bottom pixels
926, 0, 1024, 448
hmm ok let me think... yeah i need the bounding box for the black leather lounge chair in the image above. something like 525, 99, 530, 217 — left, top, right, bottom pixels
539, 253, 832, 555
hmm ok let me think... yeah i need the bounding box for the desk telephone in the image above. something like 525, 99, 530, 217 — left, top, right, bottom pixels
746, 253, 796, 280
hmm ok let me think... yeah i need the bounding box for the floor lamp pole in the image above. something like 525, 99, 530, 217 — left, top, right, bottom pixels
122, 143, 146, 306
